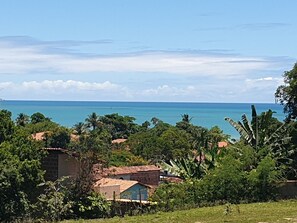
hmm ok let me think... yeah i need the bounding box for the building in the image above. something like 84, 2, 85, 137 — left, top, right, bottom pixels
94, 178, 149, 201
106, 165, 161, 187
41, 148, 80, 181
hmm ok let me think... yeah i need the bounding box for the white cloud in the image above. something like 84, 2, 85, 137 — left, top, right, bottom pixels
0, 37, 291, 102
0, 80, 130, 100
20, 80, 119, 91
142, 85, 197, 97
0, 37, 286, 77
245, 76, 283, 87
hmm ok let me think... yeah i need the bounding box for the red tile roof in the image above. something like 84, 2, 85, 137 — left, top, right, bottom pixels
218, 141, 228, 148
107, 165, 160, 175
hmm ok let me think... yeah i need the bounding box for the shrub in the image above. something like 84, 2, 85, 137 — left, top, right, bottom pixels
34, 177, 73, 222
247, 155, 281, 201
151, 181, 196, 211
198, 155, 247, 204
72, 192, 110, 219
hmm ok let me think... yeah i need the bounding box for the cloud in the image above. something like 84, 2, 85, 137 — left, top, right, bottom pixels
245, 76, 283, 85
142, 85, 196, 97
0, 80, 130, 100
0, 36, 287, 77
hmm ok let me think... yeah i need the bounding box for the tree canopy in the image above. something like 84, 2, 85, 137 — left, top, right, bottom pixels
275, 62, 297, 121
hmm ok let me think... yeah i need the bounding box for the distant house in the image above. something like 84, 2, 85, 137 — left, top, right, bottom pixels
218, 141, 228, 148
94, 178, 149, 201
106, 165, 161, 187
111, 138, 127, 144
32, 131, 79, 142
41, 148, 80, 181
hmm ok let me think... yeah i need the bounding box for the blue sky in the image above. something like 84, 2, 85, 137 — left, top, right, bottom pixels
0, 0, 296, 102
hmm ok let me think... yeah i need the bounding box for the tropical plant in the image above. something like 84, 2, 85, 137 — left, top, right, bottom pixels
73, 122, 87, 136
31, 112, 51, 124
0, 131, 44, 221
159, 155, 207, 180
35, 177, 73, 222
85, 112, 101, 130
181, 113, 192, 123
16, 113, 30, 126
225, 105, 289, 151
0, 109, 14, 143
99, 113, 139, 139
225, 105, 258, 148
275, 62, 297, 121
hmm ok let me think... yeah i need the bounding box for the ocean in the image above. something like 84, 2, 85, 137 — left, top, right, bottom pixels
0, 100, 285, 139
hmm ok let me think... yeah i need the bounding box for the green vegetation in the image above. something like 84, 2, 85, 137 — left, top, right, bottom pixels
63, 200, 297, 223
0, 62, 297, 221
276, 62, 297, 121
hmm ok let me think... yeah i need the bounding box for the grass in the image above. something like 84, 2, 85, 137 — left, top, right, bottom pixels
64, 200, 297, 223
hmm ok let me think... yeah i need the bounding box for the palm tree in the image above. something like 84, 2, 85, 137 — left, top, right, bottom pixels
73, 122, 87, 135
85, 112, 100, 130
181, 114, 192, 123
151, 117, 160, 126
15, 113, 30, 127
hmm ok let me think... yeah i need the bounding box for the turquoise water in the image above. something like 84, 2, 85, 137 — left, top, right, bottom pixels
0, 100, 285, 138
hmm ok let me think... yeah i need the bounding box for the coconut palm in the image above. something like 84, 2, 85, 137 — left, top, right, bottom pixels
15, 113, 30, 127
85, 112, 100, 130
181, 114, 192, 123
73, 122, 87, 135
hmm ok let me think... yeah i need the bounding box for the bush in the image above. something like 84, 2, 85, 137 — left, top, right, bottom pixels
34, 178, 73, 222
151, 181, 196, 211
72, 192, 110, 219
199, 155, 247, 204
247, 155, 281, 201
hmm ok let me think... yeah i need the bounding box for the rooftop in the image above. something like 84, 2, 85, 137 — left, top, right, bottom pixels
95, 178, 146, 193
107, 165, 160, 175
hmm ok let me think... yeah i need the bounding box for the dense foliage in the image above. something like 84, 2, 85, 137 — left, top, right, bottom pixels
276, 62, 297, 121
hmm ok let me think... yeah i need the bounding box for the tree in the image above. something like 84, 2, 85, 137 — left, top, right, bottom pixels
275, 62, 297, 121
0, 131, 45, 221
35, 177, 73, 222
225, 105, 286, 150
73, 122, 87, 136
99, 113, 138, 139
181, 114, 192, 123
16, 113, 30, 127
225, 105, 292, 174
0, 110, 14, 143
69, 130, 112, 218
85, 112, 101, 130
47, 127, 71, 148
31, 112, 51, 124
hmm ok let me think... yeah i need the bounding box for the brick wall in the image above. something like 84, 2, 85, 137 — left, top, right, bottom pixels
130, 170, 160, 186
42, 151, 59, 181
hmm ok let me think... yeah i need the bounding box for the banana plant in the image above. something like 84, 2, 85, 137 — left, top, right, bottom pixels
225, 105, 258, 148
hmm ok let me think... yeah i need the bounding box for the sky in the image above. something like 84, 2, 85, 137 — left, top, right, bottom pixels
0, 0, 296, 102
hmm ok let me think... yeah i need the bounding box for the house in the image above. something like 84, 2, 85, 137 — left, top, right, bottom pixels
218, 141, 228, 148
41, 148, 80, 181
112, 138, 127, 144
106, 165, 161, 187
94, 178, 149, 201
32, 131, 79, 142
